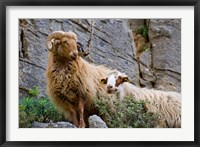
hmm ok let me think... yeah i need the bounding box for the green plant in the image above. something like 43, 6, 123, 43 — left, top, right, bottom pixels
28, 86, 39, 97
137, 25, 149, 39
19, 104, 35, 128
143, 45, 150, 52
19, 96, 64, 128
19, 86, 64, 128
94, 95, 159, 128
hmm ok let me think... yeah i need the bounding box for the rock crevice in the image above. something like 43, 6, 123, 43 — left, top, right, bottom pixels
129, 19, 181, 92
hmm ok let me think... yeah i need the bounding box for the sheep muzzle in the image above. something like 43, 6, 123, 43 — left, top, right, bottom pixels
107, 85, 117, 94
69, 51, 78, 60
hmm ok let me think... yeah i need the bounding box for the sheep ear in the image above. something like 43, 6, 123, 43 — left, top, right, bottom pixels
123, 77, 130, 82
77, 42, 85, 57
100, 78, 108, 84
77, 42, 83, 52
77, 42, 90, 57
77, 43, 81, 50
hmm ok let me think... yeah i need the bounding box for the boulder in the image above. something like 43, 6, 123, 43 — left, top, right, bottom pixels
88, 115, 108, 128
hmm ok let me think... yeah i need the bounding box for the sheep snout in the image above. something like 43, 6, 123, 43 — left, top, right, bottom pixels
107, 85, 118, 94
108, 85, 113, 89
69, 51, 78, 60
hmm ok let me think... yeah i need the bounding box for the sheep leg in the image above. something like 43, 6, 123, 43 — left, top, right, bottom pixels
67, 103, 79, 127
70, 109, 79, 127
78, 98, 86, 128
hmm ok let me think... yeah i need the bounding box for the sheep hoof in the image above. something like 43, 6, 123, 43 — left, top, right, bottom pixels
79, 120, 86, 128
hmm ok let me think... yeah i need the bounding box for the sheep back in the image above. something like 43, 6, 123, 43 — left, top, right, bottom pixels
122, 82, 181, 128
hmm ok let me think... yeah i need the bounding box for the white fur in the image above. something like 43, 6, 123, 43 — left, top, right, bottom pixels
107, 74, 117, 88
117, 84, 124, 101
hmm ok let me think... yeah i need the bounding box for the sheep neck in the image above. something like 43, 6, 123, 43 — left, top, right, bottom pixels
52, 54, 71, 69
117, 84, 125, 101
58, 56, 69, 63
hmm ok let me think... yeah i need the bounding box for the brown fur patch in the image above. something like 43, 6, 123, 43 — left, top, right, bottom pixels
115, 76, 129, 87
115, 76, 124, 87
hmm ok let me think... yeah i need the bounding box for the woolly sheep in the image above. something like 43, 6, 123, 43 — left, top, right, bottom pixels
101, 71, 181, 128
46, 31, 116, 128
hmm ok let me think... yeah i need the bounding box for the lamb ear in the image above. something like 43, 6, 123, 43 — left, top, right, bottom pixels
100, 78, 108, 84
123, 77, 130, 82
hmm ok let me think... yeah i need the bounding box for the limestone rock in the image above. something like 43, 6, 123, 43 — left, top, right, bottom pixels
128, 19, 145, 32
139, 49, 156, 88
88, 115, 108, 128
139, 50, 152, 68
32, 121, 76, 128
139, 78, 153, 89
149, 19, 181, 92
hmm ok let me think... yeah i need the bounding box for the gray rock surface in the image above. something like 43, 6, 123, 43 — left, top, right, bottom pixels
149, 19, 181, 92
139, 50, 152, 68
128, 19, 145, 32
88, 115, 108, 128
32, 115, 108, 128
19, 19, 139, 97
32, 121, 76, 128
139, 50, 156, 88
139, 64, 156, 88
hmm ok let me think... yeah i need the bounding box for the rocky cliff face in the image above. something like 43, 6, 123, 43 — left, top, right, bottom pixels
19, 19, 181, 98
149, 19, 181, 92
129, 19, 181, 92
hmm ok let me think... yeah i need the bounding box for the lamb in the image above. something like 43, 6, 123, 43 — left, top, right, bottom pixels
101, 71, 181, 128
45, 31, 116, 128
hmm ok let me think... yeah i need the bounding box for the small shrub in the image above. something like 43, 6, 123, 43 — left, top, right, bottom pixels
94, 95, 159, 128
19, 86, 64, 128
28, 86, 39, 97
137, 25, 149, 39
19, 104, 35, 128
143, 45, 150, 52
19, 96, 64, 128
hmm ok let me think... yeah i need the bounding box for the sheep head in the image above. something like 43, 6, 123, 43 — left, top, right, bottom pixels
46, 31, 85, 60
100, 71, 130, 94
